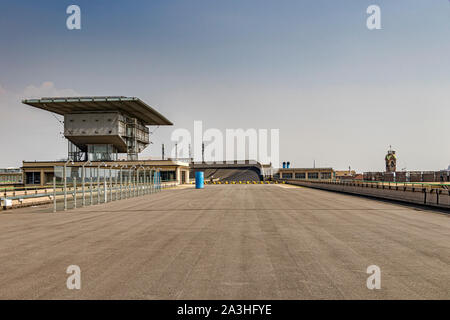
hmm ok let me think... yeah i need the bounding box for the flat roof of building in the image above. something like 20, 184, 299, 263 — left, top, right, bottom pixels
22, 96, 173, 125
278, 167, 334, 171
22, 159, 189, 168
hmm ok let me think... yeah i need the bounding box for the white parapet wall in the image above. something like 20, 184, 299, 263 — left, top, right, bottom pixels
283, 180, 450, 210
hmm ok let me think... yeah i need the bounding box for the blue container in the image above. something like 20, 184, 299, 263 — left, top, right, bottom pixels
287, 162, 290, 168
195, 171, 204, 189
282, 162, 286, 168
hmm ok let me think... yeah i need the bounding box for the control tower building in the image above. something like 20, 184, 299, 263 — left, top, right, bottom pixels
22, 96, 173, 161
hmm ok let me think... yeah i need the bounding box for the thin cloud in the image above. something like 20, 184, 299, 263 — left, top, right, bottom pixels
21, 81, 79, 99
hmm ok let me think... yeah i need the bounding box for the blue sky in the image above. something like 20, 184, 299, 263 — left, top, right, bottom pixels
0, 0, 449, 170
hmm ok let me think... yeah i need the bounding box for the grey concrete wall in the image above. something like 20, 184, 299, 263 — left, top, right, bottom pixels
285, 180, 450, 210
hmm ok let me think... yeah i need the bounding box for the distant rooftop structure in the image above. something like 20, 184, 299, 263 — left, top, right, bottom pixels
22, 96, 173, 161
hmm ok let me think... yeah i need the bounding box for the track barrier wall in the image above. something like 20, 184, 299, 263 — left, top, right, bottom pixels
283, 180, 450, 210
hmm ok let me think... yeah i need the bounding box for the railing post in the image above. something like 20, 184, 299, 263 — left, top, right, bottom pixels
120, 171, 123, 200
109, 169, 113, 202
90, 177, 93, 206
73, 177, 77, 209
137, 175, 140, 197
145, 175, 148, 195
63, 168, 67, 211
123, 177, 129, 199
82, 167, 86, 207
53, 177, 56, 213
104, 179, 107, 203
97, 175, 100, 204
114, 174, 117, 201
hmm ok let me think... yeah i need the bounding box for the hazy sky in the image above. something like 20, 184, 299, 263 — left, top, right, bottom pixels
0, 0, 449, 171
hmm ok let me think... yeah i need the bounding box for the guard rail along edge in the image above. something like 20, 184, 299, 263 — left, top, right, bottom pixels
281, 180, 450, 210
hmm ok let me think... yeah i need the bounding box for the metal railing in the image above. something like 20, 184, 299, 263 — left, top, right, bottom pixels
1, 164, 179, 211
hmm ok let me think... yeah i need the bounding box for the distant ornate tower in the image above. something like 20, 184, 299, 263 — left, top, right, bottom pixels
385, 146, 397, 172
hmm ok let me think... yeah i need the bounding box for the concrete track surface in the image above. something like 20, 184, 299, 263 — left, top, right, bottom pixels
0, 184, 449, 299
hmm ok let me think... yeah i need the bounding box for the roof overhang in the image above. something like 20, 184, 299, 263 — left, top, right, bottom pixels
22, 96, 173, 125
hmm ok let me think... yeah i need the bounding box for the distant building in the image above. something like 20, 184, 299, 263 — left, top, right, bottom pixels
335, 170, 356, 181
275, 167, 335, 181
0, 168, 23, 185
22, 96, 172, 161
19, 96, 192, 186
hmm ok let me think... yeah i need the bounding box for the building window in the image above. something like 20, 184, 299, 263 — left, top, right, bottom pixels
321, 172, 331, 179
295, 172, 306, 179
160, 170, 176, 182
308, 172, 319, 179
87, 144, 118, 161
282, 173, 293, 179
26, 172, 41, 185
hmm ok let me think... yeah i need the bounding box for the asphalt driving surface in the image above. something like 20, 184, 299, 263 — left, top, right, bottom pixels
0, 184, 448, 299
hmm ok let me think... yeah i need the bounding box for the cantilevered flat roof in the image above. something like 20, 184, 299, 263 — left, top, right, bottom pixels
22, 96, 173, 125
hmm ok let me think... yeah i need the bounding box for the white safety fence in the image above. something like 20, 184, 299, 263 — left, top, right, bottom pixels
1, 164, 178, 211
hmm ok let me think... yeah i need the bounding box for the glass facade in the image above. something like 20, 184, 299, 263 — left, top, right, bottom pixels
321, 172, 332, 179
87, 144, 118, 161
26, 172, 41, 185
68, 141, 85, 161
282, 173, 293, 179
308, 172, 319, 179
160, 170, 176, 182
295, 172, 306, 179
